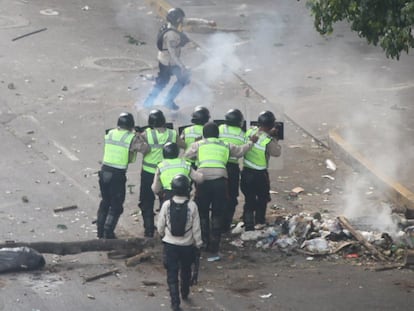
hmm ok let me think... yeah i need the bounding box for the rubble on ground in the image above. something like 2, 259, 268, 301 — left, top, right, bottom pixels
229, 211, 414, 265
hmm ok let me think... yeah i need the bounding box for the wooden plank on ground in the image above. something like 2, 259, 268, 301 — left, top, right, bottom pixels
0, 238, 153, 255
338, 216, 389, 262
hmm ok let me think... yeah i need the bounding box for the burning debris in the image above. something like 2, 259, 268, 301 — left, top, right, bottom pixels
229, 212, 414, 265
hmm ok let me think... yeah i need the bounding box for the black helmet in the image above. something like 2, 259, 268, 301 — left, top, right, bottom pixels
163, 142, 179, 159
166, 8, 185, 27
225, 109, 244, 127
171, 174, 191, 196
203, 122, 219, 138
191, 106, 210, 125
117, 112, 135, 130
148, 109, 166, 128
258, 110, 276, 128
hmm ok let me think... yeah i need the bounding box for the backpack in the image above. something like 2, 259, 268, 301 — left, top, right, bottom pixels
156, 24, 190, 51
169, 199, 190, 236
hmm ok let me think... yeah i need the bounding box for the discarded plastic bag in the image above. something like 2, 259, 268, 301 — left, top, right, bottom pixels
301, 238, 330, 254
231, 222, 245, 235
241, 230, 266, 241
0, 247, 46, 273
275, 236, 298, 249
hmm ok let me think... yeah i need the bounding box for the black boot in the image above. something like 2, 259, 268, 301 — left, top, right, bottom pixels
180, 279, 190, 300
142, 213, 154, 238
199, 218, 210, 251
243, 206, 255, 231
169, 282, 181, 311
96, 207, 108, 239
103, 214, 120, 239
208, 217, 222, 254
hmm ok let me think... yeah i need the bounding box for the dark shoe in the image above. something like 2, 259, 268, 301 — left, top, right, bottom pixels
171, 304, 182, 311
181, 287, 189, 300
165, 101, 179, 111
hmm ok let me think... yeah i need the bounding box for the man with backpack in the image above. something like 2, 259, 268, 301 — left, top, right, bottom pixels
157, 174, 202, 311
143, 8, 191, 111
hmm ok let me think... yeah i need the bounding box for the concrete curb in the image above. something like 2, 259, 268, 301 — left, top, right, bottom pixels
328, 128, 414, 216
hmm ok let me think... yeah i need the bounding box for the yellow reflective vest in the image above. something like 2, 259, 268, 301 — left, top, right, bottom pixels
158, 158, 191, 190
243, 127, 271, 170
102, 128, 135, 170
143, 128, 177, 173
218, 124, 245, 164
197, 138, 229, 169
183, 125, 203, 148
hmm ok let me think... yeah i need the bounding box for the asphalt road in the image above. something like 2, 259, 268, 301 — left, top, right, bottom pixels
1, 1, 414, 310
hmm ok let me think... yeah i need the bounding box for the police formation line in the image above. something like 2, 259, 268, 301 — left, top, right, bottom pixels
98, 106, 282, 311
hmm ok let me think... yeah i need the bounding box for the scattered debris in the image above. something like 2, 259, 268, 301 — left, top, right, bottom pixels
325, 159, 337, 171
301, 237, 330, 254
83, 268, 119, 283
142, 280, 161, 286
229, 212, 413, 262
338, 216, 389, 262
53, 205, 78, 213
57, 224, 68, 230
125, 251, 151, 267
231, 222, 245, 235
12, 27, 47, 42
207, 255, 221, 262
322, 175, 335, 180
125, 35, 146, 46
259, 293, 272, 299
127, 184, 135, 194
291, 187, 304, 194
21, 196, 29, 203
230, 239, 244, 248
40, 9, 59, 16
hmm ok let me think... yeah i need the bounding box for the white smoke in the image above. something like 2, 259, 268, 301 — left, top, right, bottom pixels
196, 33, 242, 84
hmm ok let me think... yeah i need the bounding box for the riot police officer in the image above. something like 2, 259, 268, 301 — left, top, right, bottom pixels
184, 122, 257, 256
241, 111, 282, 231
218, 109, 246, 231
151, 142, 203, 207
97, 112, 143, 239
138, 109, 186, 237
181, 106, 210, 148
143, 8, 191, 110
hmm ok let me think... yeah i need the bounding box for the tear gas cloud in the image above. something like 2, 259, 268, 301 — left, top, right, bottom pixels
196, 33, 242, 84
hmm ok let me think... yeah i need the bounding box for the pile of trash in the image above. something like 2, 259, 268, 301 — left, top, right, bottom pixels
229, 212, 414, 259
